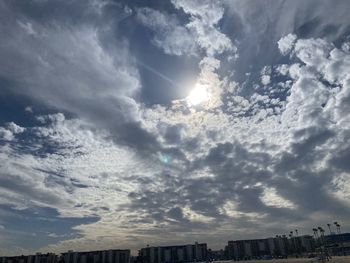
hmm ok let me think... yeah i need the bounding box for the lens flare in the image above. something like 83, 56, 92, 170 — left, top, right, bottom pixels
158, 153, 171, 164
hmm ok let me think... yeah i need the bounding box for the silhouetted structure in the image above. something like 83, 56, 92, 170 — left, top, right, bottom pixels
139, 242, 207, 263
0, 253, 57, 263
267, 235, 290, 257
324, 233, 350, 256
227, 238, 272, 260
61, 250, 130, 263
1, 228, 348, 261
226, 235, 315, 260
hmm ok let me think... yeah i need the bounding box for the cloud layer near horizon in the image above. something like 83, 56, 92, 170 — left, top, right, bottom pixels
1, 0, 350, 256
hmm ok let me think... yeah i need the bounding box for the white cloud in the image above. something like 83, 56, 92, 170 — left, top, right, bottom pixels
0, 122, 25, 141
260, 187, 296, 209
1, 17, 142, 146
183, 206, 214, 223
276, 64, 289, 76
17, 20, 36, 36
25, 106, 33, 113
0, 113, 168, 252
7, 122, 26, 134
261, 75, 271, 85
136, 8, 197, 56
0, 128, 15, 141
142, 34, 350, 235
171, 0, 235, 56
137, 0, 236, 58
278, 33, 297, 55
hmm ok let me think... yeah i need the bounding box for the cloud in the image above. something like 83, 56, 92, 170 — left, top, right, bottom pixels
0, 1, 162, 154
6, 122, 25, 134
17, 21, 36, 36
137, 0, 235, 57
0, 128, 15, 141
136, 8, 198, 56
138, 33, 350, 243
137, 0, 236, 114
171, 0, 235, 56
0, 112, 172, 253
278, 34, 297, 55
0, 122, 25, 141
25, 106, 33, 113
219, 0, 350, 90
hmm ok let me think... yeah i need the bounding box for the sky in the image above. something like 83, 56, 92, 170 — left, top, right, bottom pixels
1, 0, 350, 256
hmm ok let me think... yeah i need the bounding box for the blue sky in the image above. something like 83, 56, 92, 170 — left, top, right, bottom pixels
1, 0, 350, 256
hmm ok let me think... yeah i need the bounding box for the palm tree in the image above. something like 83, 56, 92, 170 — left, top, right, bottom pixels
289, 232, 295, 255
334, 222, 344, 256
334, 222, 340, 234
313, 228, 322, 257
318, 227, 330, 258
337, 224, 341, 234
294, 229, 300, 255
327, 224, 332, 235
318, 227, 325, 244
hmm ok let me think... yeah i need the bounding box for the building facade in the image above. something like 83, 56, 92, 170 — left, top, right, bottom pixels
324, 233, 350, 256
267, 236, 288, 257
0, 253, 57, 263
288, 235, 314, 255
61, 250, 130, 263
227, 239, 271, 260
139, 242, 207, 263
227, 235, 315, 260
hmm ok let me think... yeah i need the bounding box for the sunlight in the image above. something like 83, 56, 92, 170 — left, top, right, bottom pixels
186, 83, 211, 106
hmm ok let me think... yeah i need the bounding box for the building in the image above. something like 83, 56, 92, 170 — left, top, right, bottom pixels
0, 253, 57, 263
267, 235, 289, 257
227, 235, 315, 260
61, 250, 130, 263
139, 242, 207, 263
289, 235, 315, 254
324, 233, 350, 256
227, 239, 270, 260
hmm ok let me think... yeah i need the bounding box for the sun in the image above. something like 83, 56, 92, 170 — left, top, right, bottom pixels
186, 83, 211, 106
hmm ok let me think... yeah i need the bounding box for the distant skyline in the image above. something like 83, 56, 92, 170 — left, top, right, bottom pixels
1, 0, 350, 256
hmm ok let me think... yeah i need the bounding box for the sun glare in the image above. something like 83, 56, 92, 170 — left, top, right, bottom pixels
186, 83, 211, 106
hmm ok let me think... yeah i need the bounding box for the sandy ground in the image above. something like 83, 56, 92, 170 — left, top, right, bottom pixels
215, 256, 350, 263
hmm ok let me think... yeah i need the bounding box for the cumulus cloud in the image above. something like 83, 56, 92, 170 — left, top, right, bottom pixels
0, 122, 25, 141
278, 34, 297, 55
